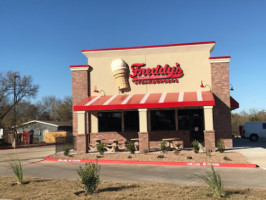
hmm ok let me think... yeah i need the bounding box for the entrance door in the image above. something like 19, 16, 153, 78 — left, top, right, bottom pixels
178, 109, 204, 142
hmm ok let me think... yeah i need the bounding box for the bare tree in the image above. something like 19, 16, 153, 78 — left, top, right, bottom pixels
0, 71, 39, 124
37, 96, 72, 122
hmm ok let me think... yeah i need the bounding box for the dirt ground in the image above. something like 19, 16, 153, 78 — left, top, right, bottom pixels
1, 177, 266, 200
51, 150, 250, 164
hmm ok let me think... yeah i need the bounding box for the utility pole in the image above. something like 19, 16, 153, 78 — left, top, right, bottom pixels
12, 72, 19, 148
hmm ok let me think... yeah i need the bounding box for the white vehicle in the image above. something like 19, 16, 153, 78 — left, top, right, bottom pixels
242, 121, 266, 141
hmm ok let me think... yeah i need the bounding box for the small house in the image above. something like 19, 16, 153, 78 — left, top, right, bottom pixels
18, 120, 72, 143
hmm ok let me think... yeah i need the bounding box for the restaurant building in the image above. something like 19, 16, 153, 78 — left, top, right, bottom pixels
70, 41, 239, 154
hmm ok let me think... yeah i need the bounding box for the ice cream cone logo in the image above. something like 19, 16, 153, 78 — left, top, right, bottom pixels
111, 59, 131, 93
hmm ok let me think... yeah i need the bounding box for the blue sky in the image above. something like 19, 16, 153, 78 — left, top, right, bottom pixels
0, 0, 265, 113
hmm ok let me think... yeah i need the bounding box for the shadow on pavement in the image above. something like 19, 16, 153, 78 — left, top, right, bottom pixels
229, 138, 266, 150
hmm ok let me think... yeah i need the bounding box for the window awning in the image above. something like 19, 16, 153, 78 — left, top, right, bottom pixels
74, 91, 215, 111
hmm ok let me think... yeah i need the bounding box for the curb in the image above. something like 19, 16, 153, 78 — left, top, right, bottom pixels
45, 156, 257, 168
0, 144, 54, 150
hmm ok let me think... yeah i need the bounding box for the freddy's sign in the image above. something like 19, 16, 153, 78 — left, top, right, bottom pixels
129, 63, 184, 84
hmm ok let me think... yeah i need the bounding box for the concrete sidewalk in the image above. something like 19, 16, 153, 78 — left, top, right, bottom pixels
228, 138, 266, 169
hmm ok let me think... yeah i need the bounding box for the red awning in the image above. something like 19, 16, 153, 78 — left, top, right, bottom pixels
74, 91, 215, 111
230, 96, 239, 110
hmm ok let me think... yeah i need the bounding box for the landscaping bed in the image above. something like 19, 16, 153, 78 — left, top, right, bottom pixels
1, 177, 266, 200
50, 150, 250, 164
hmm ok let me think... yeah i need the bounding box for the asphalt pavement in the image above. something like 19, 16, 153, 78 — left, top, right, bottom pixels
0, 140, 266, 189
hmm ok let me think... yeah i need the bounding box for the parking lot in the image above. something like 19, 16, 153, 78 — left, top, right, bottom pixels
229, 138, 266, 169
0, 139, 266, 189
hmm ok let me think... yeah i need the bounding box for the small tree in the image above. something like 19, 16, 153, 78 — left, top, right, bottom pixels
77, 162, 100, 194
191, 140, 199, 153
200, 165, 225, 198
96, 143, 105, 155
63, 144, 70, 156
127, 141, 135, 154
216, 139, 225, 153
160, 141, 167, 153
10, 159, 23, 185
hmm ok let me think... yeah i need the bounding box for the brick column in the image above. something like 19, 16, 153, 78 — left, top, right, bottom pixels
138, 109, 149, 152
204, 130, 216, 152
203, 106, 215, 152
76, 135, 88, 154
210, 58, 233, 148
138, 132, 149, 152
76, 111, 88, 154
70, 65, 90, 151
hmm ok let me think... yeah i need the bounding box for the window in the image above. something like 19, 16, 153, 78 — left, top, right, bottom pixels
98, 112, 122, 132
150, 110, 175, 131
124, 111, 139, 132
263, 123, 266, 129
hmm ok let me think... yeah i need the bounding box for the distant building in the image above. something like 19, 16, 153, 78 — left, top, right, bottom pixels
18, 120, 72, 143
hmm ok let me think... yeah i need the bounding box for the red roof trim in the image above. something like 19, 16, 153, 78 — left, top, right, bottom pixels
81, 41, 216, 52
230, 96, 239, 110
69, 65, 89, 68
209, 56, 231, 59
73, 101, 215, 111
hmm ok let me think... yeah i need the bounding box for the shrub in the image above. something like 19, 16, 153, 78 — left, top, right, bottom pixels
63, 144, 70, 156
160, 141, 167, 153
157, 155, 164, 159
10, 159, 23, 185
174, 150, 180, 156
97, 143, 105, 155
191, 140, 199, 153
77, 162, 100, 194
143, 149, 149, 154
127, 141, 135, 154
200, 165, 225, 198
223, 156, 232, 161
217, 140, 225, 153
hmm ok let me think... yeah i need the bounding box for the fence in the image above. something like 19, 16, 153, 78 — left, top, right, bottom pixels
55, 136, 75, 153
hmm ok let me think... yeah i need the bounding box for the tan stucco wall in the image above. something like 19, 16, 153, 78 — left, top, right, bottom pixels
203, 106, 214, 130
139, 109, 148, 132
83, 44, 216, 133
77, 111, 86, 134
83, 44, 214, 96
91, 112, 98, 133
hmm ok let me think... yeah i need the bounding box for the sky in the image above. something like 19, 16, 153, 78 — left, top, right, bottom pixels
0, 0, 265, 113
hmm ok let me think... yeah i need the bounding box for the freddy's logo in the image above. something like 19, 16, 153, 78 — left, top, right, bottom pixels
129, 63, 184, 84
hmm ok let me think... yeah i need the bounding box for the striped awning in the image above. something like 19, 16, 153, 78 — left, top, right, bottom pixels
73, 91, 215, 111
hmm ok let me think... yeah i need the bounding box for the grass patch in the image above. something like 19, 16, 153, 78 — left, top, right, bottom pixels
0, 177, 265, 199
200, 165, 225, 198
9, 159, 23, 185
